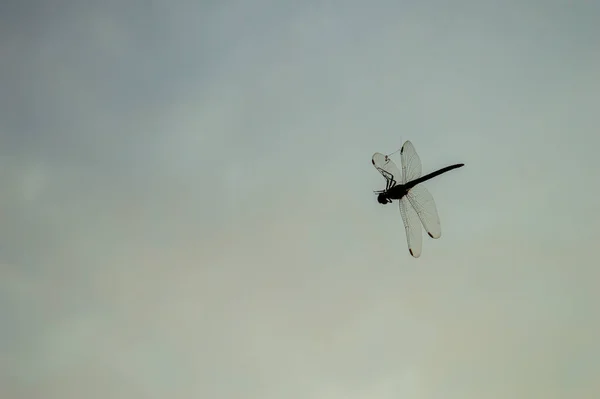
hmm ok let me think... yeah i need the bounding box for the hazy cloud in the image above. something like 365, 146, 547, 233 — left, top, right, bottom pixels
2, 0, 599, 398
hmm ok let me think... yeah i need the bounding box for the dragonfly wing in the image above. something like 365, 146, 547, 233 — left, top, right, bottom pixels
406, 185, 442, 239
399, 196, 422, 258
372, 152, 402, 187
400, 141, 422, 184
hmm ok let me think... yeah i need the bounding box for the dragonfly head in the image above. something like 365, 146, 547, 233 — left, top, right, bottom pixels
376, 192, 389, 205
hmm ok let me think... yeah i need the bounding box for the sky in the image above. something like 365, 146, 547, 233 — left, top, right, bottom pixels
1, 0, 600, 398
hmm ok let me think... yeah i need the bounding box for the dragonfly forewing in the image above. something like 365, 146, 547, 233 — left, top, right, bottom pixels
372, 152, 402, 187
400, 141, 423, 184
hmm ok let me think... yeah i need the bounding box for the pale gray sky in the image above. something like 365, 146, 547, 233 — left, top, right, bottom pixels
2, 1, 599, 398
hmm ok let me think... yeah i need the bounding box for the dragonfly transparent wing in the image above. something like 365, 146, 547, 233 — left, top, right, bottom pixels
406, 185, 442, 239
400, 141, 422, 184
375, 142, 443, 256
372, 152, 402, 188
401, 140, 442, 239
399, 196, 422, 258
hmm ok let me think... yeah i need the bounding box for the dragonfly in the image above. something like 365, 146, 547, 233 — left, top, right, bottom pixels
372, 140, 464, 258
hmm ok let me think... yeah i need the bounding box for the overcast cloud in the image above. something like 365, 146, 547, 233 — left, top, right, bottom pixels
1, 1, 599, 398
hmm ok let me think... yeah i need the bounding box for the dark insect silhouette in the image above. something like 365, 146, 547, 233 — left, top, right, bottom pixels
372, 140, 464, 257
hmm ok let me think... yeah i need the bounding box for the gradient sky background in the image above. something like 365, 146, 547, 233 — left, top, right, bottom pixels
2, 1, 600, 398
